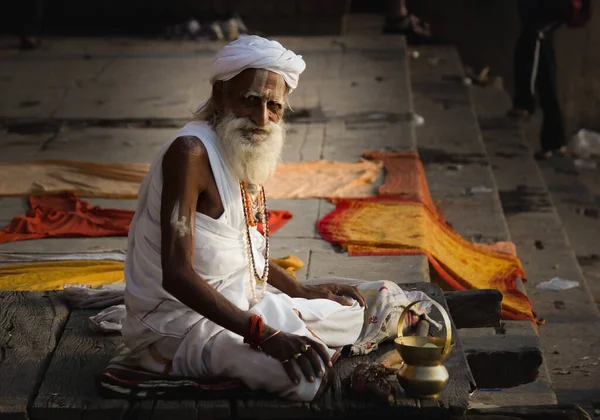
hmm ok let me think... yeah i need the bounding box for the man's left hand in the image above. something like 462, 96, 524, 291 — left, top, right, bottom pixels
298, 284, 366, 307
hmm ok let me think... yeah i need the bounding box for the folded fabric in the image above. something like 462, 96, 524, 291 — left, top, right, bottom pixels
0, 193, 292, 244
98, 345, 243, 400
318, 197, 533, 322
63, 283, 126, 308
89, 304, 127, 333
0, 249, 126, 263
0, 159, 382, 200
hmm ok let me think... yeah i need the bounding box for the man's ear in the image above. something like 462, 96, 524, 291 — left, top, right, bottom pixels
212, 81, 225, 110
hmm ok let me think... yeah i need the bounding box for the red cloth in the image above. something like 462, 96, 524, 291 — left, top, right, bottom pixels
258, 210, 292, 235
0, 193, 292, 244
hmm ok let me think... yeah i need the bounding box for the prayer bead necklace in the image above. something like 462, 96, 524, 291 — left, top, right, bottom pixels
240, 182, 270, 303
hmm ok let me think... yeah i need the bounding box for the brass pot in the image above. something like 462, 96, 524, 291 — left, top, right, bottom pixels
394, 299, 454, 399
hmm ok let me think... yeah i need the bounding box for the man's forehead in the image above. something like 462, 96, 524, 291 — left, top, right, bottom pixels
231, 69, 286, 97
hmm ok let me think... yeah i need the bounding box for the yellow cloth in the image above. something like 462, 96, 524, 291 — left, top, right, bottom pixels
0, 256, 304, 291
0, 260, 124, 291
0, 159, 382, 199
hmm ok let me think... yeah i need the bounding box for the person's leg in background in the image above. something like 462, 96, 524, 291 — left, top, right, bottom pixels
535, 22, 567, 158
19, 0, 45, 50
382, 0, 435, 44
510, 0, 538, 117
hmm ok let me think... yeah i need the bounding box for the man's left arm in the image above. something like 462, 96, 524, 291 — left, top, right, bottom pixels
267, 261, 366, 307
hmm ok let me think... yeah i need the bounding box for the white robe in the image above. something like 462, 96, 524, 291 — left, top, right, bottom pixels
121, 121, 364, 401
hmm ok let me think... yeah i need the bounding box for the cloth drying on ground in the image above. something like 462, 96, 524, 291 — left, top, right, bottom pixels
362, 151, 440, 216
264, 159, 383, 198
0, 193, 132, 243
0, 249, 126, 263
0, 193, 292, 244
0, 254, 304, 292
0, 160, 149, 198
0, 260, 125, 291
0, 159, 382, 199
317, 197, 532, 322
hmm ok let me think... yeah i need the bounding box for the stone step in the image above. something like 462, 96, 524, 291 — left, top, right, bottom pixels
471, 83, 600, 415
408, 45, 555, 403
459, 321, 543, 389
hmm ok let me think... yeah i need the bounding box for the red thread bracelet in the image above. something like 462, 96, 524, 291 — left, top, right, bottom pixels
243, 314, 263, 350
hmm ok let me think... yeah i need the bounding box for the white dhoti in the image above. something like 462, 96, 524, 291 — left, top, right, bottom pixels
174, 293, 363, 401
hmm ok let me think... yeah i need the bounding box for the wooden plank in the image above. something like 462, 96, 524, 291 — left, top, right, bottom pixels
458, 321, 543, 389
466, 405, 591, 420
444, 290, 502, 329
31, 308, 130, 420
0, 292, 69, 420
310, 282, 476, 418
236, 400, 311, 419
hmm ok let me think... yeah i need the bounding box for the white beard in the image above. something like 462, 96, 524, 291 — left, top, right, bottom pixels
215, 113, 285, 185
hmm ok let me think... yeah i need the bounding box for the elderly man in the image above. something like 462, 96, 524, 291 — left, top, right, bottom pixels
122, 36, 369, 402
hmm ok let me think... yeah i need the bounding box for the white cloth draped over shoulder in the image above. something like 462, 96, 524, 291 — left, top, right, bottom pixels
195, 35, 306, 111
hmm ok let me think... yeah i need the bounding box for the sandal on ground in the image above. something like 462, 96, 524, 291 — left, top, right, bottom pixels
534, 146, 568, 160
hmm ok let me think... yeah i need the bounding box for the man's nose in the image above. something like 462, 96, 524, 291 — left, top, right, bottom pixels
250, 104, 269, 127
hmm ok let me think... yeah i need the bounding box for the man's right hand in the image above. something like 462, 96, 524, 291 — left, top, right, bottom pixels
260, 332, 332, 384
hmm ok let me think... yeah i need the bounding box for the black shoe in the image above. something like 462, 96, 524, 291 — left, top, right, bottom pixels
383, 15, 437, 44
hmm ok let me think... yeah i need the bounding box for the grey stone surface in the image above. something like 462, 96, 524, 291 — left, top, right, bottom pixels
410, 46, 510, 242
308, 252, 429, 284
472, 84, 600, 413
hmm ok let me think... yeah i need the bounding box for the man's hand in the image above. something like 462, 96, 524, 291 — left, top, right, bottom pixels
260, 332, 331, 384
298, 284, 366, 307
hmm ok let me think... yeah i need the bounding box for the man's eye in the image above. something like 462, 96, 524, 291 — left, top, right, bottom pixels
245, 96, 260, 104
269, 101, 283, 111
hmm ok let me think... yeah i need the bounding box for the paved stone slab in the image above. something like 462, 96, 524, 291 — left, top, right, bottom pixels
269, 199, 320, 239
308, 251, 429, 284
38, 127, 176, 162
410, 46, 510, 241
0, 133, 47, 161
472, 84, 600, 412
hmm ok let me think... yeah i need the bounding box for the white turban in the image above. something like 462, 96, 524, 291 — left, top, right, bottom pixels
196, 35, 306, 111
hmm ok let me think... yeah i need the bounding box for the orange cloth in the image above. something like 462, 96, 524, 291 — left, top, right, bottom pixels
0, 193, 292, 244
363, 151, 439, 216
0, 159, 383, 199
318, 197, 532, 322
264, 159, 383, 199
0, 193, 132, 243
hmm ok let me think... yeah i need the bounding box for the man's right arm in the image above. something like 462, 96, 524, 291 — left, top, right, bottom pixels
159, 136, 267, 339
159, 136, 330, 383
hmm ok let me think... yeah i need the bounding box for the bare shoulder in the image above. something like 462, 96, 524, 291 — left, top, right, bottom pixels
163, 136, 211, 168
162, 136, 211, 185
